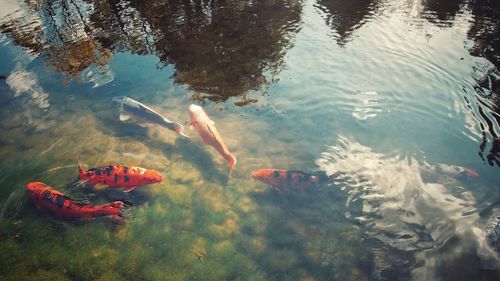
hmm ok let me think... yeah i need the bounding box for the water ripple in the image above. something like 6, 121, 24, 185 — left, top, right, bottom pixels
316, 137, 487, 274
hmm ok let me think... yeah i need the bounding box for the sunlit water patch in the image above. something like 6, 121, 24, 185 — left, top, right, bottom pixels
316, 136, 499, 279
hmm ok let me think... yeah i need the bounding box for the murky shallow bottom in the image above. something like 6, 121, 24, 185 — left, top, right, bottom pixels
1, 0, 500, 280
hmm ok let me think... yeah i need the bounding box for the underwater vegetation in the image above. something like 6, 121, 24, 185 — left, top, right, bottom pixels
0, 94, 374, 280
1, 0, 500, 280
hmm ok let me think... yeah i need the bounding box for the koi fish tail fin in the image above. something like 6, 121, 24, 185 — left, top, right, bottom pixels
320, 171, 347, 187
178, 130, 190, 139
97, 201, 126, 222
170, 122, 189, 138
463, 167, 479, 178
317, 171, 330, 183
226, 153, 237, 177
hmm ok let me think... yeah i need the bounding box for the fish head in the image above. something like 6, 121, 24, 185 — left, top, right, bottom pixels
188, 104, 203, 113
79, 170, 89, 180
188, 104, 204, 122
251, 169, 285, 187
141, 169, 163, 185
25, 182, 48, 198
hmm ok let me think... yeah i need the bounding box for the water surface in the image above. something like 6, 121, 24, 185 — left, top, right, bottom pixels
1, 0, 500, 280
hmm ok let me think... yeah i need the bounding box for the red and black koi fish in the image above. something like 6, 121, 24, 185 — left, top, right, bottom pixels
26, 182, 125, 221
251, 169, 329, 190
78, 161, 163, 192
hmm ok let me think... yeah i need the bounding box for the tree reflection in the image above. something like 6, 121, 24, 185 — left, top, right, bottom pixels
0, 0, 302, 104
467, 0, 500, 166
420, 0, 500, 166
420, 0, 465, 26
314, 0, 380, 45
128, 0, 302, 103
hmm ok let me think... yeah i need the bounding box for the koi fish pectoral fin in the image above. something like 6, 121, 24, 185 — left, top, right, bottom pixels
272, 185, 283, 192
93, 183, 108, 189
73, 179, 88, 187
206, 123, 217, 136
110, 215, 126, 223
123, 187, 137, 193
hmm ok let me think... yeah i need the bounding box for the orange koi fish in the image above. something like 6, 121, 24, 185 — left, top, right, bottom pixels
419, 162, 479, 181
252, 169, 328, 190
78, 161, 163, 192
26, 182, 125, 221
188, 104, 237, 177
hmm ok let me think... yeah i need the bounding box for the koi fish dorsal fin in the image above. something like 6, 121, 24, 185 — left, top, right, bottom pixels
206, 121, 222, 142
123, 186, 136, 193
137, 101, 156, 113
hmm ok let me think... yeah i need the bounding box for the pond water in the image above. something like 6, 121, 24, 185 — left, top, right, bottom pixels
0, 0, 499, 280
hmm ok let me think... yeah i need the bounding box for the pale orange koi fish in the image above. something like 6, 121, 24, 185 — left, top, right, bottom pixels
188, 104, 237, 177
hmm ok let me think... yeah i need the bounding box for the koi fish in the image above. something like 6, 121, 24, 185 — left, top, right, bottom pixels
188, 104, 237, 177
251, 169, 328, 190
26, 182, 125, 221
78, 161, 163, 192
419, 162, 479, 182
112, 96, 188, 137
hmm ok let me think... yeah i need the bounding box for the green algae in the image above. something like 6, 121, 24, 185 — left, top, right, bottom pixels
96, 271, 126, 281
0, 42, 370, 281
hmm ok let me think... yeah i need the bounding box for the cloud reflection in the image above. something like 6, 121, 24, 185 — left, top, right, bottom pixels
315, 136, 497, 277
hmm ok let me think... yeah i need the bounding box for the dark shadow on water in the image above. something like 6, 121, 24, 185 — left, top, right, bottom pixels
421, 0, 500, 167
65, 182, 152, 207
97, 112, 150, 139
431, 235, 500, 281
243, 187, 380, 280
466, 1, 500, 167
314, 0, 381, 46
241, 183, 427, 280
358, 238, 415, 280
175, 137, 227, 185
96, 112, 176, 160
421, 0, 466, 26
